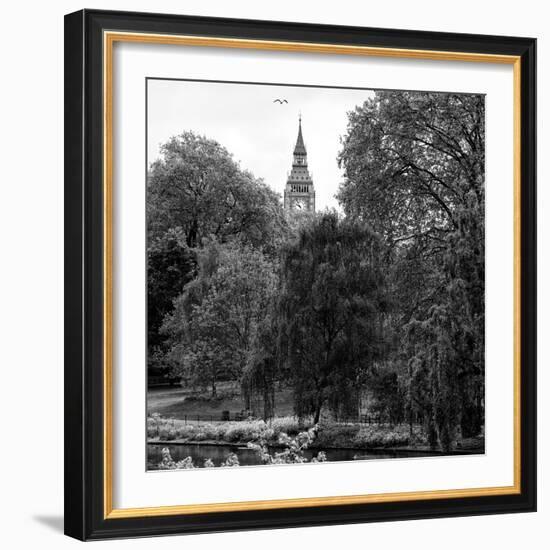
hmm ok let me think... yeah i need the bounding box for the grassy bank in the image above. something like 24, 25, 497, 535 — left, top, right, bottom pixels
146, 414, 464, 450
147, 414, 310, 444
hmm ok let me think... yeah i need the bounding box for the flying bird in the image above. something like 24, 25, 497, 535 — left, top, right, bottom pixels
273, 99, 288, 104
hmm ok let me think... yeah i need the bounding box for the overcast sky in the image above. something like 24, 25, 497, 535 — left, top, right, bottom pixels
147, 79, 375, 211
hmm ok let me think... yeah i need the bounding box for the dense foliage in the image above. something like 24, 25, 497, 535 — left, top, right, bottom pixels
161, 241, 277, 398
278, 213, 387, 422
147, 132, 286, 378
147, 131, 286, 252
338, 91, 485, 449
147, 228, 196, 374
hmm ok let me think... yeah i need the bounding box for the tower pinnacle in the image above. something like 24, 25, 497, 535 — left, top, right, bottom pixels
284, 115, 315, 213
294, 114, 307, 155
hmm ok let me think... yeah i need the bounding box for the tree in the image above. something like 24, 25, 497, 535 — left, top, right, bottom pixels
242, 313, 279, 420
338, 91, 484, 250
368, 365, 406, 426
147, 131, 287, 254
147, 228, 196, 375
338, 91, 485, 446
279, 212, 387, 423
162, 241, 277, 398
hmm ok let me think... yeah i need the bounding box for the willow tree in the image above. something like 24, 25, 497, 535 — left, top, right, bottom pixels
279, 212, 387, 423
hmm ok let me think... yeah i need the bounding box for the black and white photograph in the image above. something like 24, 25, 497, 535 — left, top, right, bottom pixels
146, 79, 486, 470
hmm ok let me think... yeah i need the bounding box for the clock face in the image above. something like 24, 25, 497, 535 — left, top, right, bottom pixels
293, 198, 307, 210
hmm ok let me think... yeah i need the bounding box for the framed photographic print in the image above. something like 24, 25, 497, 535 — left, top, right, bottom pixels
64, 9, 537, 540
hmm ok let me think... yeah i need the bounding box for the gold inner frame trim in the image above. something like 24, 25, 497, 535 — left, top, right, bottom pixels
103, 30, 522, 520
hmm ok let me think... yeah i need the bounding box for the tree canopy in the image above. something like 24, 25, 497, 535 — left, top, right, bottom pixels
338, 91, 484, 250
337, 91, 485, 448
161, 241, 277, 398
148, 131, 287, 253
278, 212, 388, 423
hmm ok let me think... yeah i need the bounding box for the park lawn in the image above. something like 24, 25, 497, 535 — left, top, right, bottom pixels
147, 382, 295, 420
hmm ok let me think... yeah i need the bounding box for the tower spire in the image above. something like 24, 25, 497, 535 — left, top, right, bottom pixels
294, 113, 306, 155
284, 114, 315, 213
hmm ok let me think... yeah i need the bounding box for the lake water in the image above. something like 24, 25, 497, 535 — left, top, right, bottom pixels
147, 443, 412, 470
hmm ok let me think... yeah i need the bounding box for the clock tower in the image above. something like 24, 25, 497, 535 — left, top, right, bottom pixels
284, 115, 315, 213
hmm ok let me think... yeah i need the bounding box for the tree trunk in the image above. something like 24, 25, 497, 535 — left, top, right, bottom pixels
187, 219, 198, 248
242, 382, 251, 411
313, 394, 323, 424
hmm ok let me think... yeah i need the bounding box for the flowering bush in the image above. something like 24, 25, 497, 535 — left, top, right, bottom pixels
248, 425, 326, 465
158, 447, 196, 469
220, 453, 240, 467
157, 448, 241, 470
157, 426, 325, 469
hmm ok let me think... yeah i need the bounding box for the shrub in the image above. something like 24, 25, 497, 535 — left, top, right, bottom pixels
147, 413, 163, 438
175, 424, 195, 439
314, 424, 360, 448
158, 448, 239, 470
200, 423, 222, 440
149, 414, 428, 451
220, 453, 240, 467
353, 425, 411, 448
158, 427, 170, 440
271, 416, 310, 435
247, 426, 326, 465
158, 448, 196, 469
147, 421, 159, 438
224, 420, 267, 443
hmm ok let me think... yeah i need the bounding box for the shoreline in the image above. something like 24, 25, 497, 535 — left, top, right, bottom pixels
147, 438, 483, 456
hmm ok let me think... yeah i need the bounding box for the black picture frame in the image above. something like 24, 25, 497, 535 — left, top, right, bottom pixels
64, 8, 537, 541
